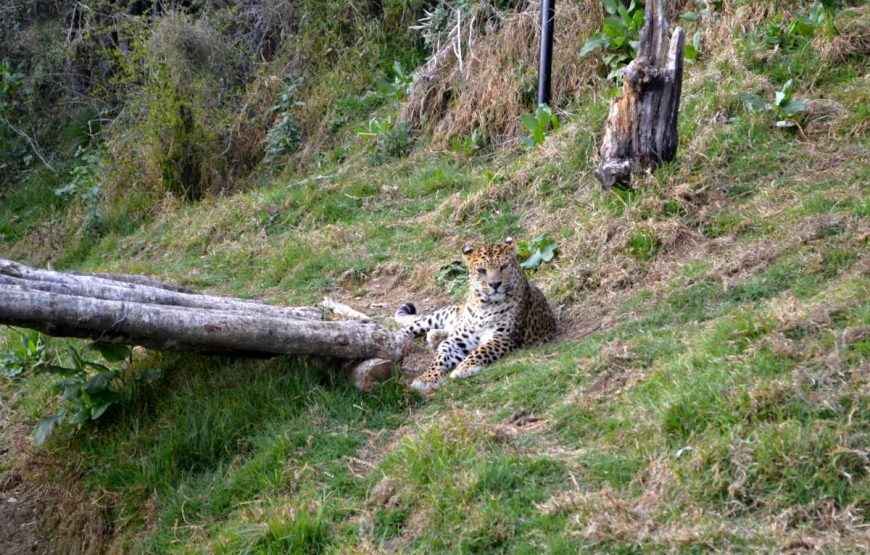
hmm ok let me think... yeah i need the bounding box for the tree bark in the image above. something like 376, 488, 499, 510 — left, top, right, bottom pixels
595, 0, 685, 189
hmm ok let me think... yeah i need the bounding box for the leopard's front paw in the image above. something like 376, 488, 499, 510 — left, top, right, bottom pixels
449, 364, 483, 380
410, 371, 444, 395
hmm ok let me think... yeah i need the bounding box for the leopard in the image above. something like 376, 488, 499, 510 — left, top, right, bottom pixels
395, 238, 557, 394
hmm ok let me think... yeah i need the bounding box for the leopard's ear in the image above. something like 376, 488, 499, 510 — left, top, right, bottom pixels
462, 244, 474, 256
504, 237, 514, 246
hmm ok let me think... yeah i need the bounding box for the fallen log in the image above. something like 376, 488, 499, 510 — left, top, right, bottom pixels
0, 259, 406, 390
0, 260, 322, 320
0, 287, 404, 361
595, 0, 685, 189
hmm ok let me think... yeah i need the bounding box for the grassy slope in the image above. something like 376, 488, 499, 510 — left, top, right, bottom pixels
1, 4, 869, 554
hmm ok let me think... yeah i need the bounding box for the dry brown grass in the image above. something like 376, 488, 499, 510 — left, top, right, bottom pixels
401, 1, 604, 146
818, 5, 870, 63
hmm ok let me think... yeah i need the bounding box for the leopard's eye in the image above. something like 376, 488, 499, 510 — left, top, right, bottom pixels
499, 263, 508, 271
477, 268, 486, 275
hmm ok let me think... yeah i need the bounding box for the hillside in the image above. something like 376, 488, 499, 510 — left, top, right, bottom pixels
1, 0, 868, 552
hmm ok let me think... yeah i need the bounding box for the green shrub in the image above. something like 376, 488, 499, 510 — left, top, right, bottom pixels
356, 118, 414, 164
741, 78, 809, 128
34, 341, 162, 446
0, 330, 48, 379
265, 75, 304, 159
519, 105, 560, 149
580, 0, 645, 79
516, 234, 560, 270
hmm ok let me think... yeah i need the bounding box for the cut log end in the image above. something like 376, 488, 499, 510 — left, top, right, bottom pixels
349, 359, 396, 393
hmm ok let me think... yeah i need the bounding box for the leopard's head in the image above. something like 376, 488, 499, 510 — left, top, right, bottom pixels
462, 238, 522, 302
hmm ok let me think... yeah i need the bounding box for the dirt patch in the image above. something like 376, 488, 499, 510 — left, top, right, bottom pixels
0, 469, 50, 554
492, 409, 548, 443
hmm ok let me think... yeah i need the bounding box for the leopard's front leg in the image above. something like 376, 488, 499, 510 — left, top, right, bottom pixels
449, 335, 513, 380
410, 336, 473, 394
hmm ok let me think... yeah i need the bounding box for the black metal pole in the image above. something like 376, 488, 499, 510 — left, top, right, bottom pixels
537, 0, 555, 107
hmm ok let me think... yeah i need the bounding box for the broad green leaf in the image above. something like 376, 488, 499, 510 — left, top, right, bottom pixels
86, 370, 117, 394
520, 112, 539, 134
776, 79, 796, 106
603, 17, 627, 37
521, 251, 543, 270
35, 416, 59, 446
83, 361, 111, 373
71, 408, 91, 428
603, 0, 620, 15
631, 10, 645, 29
138, 368, 163, 383
580, 33, 609, 56
782, 98, 806, 116
684, 44, 699, 60
681, 12, 699, 22
87, 341, 131, 363
67, 345, 84, 371
38, 364, 80, 377
740, 93, 769, 113
90, 403, 112, 420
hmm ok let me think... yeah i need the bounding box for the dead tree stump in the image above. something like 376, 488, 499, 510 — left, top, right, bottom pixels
595, 0, 685, 189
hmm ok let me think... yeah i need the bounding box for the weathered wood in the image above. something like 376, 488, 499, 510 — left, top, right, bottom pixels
67, 271, 197, 293
0, 259, 323, 320
595, 0, 685, 189
319, 297, 373, 322
349, 359, 396, 393
0, 286, 405, 361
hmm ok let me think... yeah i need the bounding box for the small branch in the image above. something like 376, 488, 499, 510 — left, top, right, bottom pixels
4, 119, 57, 173
319, 297, 373, 322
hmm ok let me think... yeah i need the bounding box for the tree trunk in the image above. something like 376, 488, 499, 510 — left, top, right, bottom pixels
595, 0, 685, 189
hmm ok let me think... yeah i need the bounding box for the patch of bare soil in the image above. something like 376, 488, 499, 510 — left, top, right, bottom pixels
0, 469, 50, 554
0, 394, 110, 555
0, 392, 50, 554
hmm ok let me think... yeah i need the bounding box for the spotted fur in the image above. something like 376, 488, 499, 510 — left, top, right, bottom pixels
395, 239, 557, 394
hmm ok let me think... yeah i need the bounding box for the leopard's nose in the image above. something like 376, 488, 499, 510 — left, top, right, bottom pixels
490, 281, 502, 291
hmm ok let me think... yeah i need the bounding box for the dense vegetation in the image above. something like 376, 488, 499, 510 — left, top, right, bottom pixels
1, 0, 868, 552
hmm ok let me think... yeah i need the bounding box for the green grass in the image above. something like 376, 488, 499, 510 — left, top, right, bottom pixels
1, 4, 869, 553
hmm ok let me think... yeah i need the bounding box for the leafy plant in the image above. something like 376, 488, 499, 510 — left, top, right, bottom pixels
34, 342, 162, 446
0, 59, 26, 168
741, 79, 808, 128
683, 31, 704, 63
436, 260, 469, 295
0, 330, 48, 379
625, 228, 660, 261
756, 13, 816, 49
265, 75, 304, 158
516, 235, 560, 270
680, 0, 721, 24
519, 105, 560, 150
580, 0, 645, 79
449, 128, 486, 157
375, 61, 416, 101
750, 1, 842, 52
356, 118, 413, 163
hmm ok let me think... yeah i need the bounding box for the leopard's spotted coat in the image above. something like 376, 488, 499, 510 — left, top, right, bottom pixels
395, 239, 557, 394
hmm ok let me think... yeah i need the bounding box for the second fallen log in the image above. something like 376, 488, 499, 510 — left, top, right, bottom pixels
0, 287, 405, 362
